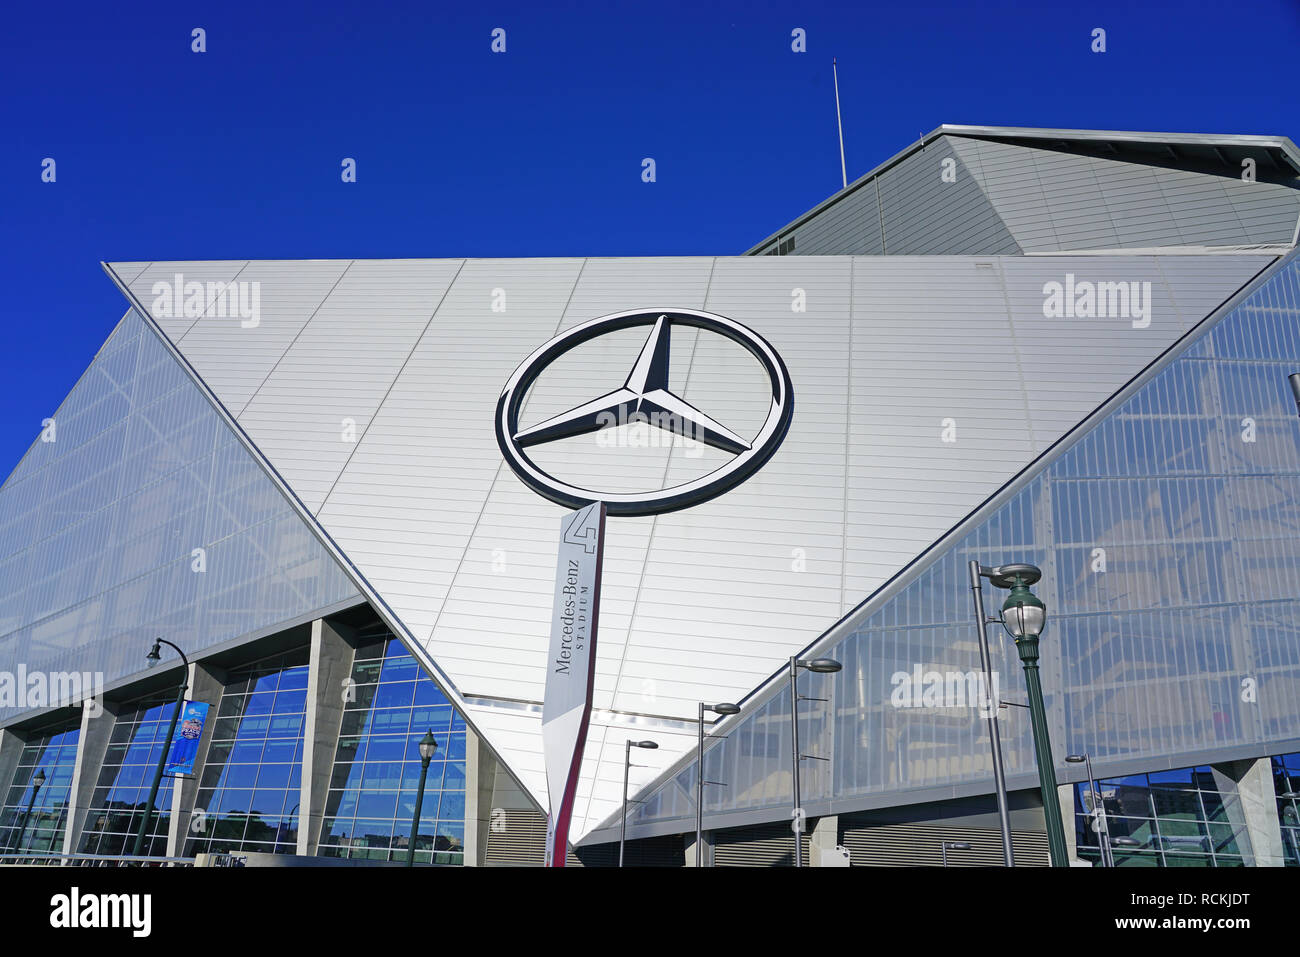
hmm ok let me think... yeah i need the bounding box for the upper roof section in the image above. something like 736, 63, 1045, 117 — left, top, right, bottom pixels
749, 125, 1300, 258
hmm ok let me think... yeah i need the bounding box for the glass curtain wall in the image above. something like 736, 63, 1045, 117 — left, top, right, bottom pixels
1073, 764, 1252, 866
0, 722, 80, 853
185, 648, 309, 856
1272, 752, 1300, 866
78, 692, 183, 856
318, 630, 467, 864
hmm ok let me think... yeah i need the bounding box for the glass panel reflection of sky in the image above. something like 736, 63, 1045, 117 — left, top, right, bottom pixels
319, 631, 466, 865
79, 692, 182, 857
185, 648, 309, 857
632, 256, 1300, 834
0, 723, 80, 853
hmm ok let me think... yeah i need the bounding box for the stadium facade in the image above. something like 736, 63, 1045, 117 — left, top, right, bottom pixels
3, 125, 1300, 866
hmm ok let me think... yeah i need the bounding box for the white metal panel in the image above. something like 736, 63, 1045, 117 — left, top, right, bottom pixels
170, 260, 350, 416
317, 259, 585, 645
842, 256, 1034, 604
1001, 255, 1270, 449
234, 260, 465, 513
113, 261, 251, 343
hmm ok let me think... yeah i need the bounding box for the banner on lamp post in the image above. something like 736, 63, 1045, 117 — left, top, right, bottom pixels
164, 701, 209, 777
541, 501, 606, 867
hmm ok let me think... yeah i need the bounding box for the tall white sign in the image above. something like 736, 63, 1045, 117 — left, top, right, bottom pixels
541, 502, 606, 866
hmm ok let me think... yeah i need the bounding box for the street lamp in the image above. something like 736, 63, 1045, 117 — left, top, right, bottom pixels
790, 656, 840, 868
620, 740, 658, 867
1111, 835, 1140, 863
1067, 753, 1113, 867
405, 730, 439, 866
695, 702, 740, 867
968, 561, 1017, 866
132, 638, 188, 857
989, 563, 1068, 868
11, 768, 46, 853
940, 840, 970, 868
1288, 373, 1300, 416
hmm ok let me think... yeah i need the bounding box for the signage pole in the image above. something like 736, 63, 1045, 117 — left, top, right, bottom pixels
541, 502, 607, 866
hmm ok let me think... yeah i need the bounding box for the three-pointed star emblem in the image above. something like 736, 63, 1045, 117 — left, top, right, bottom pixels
512, 315, 752, 455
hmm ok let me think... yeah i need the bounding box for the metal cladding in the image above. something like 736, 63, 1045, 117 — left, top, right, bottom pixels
751, 126, 1300, 257
3, 126, 1298, 847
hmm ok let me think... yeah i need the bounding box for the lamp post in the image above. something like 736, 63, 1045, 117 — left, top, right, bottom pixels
132, 638, 188, 857
695, 702, 740, 867
405, 730, 439, 866
968, 561, 1016, 866
790, 656, 841, 868
11, 768, 45, 853
277, 802, 300, 849
1067, 753, 1113, 867
940, 840, 970, 868
989, 563, 1068, 867
1288, 373, 1300, 416
619, 739, 658, 867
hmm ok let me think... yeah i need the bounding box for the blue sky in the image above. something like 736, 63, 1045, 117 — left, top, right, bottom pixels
2, 0, 1298, 474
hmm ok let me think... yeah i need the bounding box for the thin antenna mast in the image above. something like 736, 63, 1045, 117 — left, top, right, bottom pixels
832, 58, 847, 189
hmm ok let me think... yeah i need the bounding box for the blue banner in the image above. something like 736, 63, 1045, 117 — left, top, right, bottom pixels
164, 701, 209, 776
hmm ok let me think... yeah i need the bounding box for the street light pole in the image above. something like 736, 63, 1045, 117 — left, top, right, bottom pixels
132, 638, 188, 858
695, 702, 739, 867
11, 768, 45, 853
789, 656, 841, 868
620, 739, 658, 867
969, 560, 1015, 867
994, 565, 1068, 867
405, 730, 439, 866
1067, 753, 1112, 867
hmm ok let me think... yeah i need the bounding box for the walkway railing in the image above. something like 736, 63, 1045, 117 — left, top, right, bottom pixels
0, 851, 194, 867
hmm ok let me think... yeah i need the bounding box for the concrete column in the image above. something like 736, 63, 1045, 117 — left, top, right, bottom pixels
299, 616, 355, 856
0, 726, 24, 798
63, 698, 122, 855
1057, 783, 1083, 864
809, 814, 840, 866
167, 661, 226, 857
464, 727, 495, 866
684, 831, 711, 866
0, 726, 26, 848
1213, 757, 1284, 867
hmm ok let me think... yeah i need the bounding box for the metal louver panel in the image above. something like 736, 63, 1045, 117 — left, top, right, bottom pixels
483, 807, 580, 866
839, 821, 1049, 866
713, 822, 812, 867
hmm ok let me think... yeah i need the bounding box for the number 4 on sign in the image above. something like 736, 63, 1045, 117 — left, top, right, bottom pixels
563, 511, 600, 553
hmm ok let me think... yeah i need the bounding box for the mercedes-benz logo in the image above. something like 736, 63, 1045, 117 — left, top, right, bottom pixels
495, 308, 794, 516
